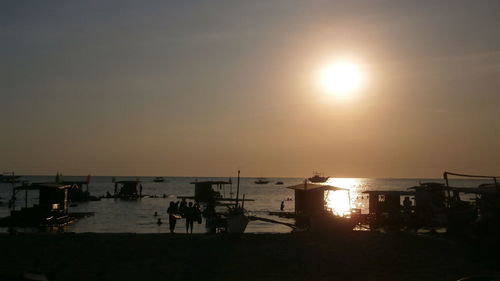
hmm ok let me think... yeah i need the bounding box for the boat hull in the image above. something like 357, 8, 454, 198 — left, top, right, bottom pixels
226, 214, 249, 234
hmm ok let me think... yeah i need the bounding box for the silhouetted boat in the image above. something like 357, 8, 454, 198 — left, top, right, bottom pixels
283, 181, 356, 232
108, 180, 144, 199
224, 172, 249, 233
225, 205, 249, 233
204, 171, 250, 234
0, 182, 92, 227
254, 178, 269, 184
153, 177, 164, 182
308, 171, 329, 183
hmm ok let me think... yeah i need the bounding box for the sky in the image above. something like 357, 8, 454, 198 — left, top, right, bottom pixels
1, 0, 499, 178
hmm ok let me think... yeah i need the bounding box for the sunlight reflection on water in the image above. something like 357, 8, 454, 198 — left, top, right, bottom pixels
324, 178, 366, 216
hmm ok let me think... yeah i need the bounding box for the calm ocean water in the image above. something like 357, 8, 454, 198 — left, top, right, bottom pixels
0, 176, 493, 233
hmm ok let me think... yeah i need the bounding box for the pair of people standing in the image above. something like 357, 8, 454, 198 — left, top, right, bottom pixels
167, 201, 201, 234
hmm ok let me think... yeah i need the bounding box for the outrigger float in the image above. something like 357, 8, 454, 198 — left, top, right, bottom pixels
0, 182, 93, 227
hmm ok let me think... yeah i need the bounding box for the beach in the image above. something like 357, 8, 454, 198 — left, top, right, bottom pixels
1, 232, 499, 281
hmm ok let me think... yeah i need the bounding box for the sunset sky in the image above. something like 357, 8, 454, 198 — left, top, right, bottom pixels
1, 1, 499, 177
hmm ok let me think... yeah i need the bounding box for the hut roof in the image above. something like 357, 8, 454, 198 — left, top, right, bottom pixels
286, 182, 349, 191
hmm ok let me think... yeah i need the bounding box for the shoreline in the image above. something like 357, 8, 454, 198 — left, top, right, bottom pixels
1, 232, 499, 281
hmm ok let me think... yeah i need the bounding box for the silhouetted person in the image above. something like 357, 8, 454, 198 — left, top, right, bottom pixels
179, 198, 187, 217
280, 201, 285, 211
194, 203, 202, 224
185, 202, 195, 233
403, 197, 412, 211
157, 218, 162, 225
167, 201, 177, 233
154, 211, 158, 217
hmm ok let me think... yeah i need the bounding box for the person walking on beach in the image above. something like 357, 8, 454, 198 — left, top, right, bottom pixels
167, 201, 177, 233
280, 201, 285, 211
185, 202, 195, 234
194, 203, 202, 224
179, 198, 187, 217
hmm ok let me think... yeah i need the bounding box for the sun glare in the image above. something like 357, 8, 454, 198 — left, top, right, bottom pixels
318, 61, 364, 98
324, 178, 362, 216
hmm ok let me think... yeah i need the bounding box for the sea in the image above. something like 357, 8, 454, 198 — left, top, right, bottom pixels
0, 176, 493, 234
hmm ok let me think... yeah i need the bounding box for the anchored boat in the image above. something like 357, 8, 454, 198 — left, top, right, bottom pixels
0, 182, 92, 227
308, 171, 329, 183
153, 177, 164, 182
254, 178, 269, 184
280, 181, 357, 232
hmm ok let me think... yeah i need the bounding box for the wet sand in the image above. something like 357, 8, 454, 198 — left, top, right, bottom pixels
0, 232, 499, 281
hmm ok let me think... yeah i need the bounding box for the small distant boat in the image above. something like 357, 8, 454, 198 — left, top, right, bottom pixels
255, 178, 270, 184
153, 177, 164, 182
275, 181, 284, 185
308, 171, 329, 183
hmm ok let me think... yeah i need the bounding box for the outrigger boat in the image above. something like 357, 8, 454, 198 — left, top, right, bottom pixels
180, 172, 252, 234
442, 171, 500, 234
105, 180, 144, 199
358, 171, 500, 234
0, 182, 92, 227
271, 181, 357, 232
224, 171, 249, 233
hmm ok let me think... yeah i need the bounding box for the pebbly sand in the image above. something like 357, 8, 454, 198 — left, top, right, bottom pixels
0, 232, 499, 281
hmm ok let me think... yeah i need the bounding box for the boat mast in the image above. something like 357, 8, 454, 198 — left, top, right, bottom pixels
235, 170, 240, 208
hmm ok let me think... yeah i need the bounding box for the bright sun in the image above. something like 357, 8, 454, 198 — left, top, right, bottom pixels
318, 61, 364, 97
